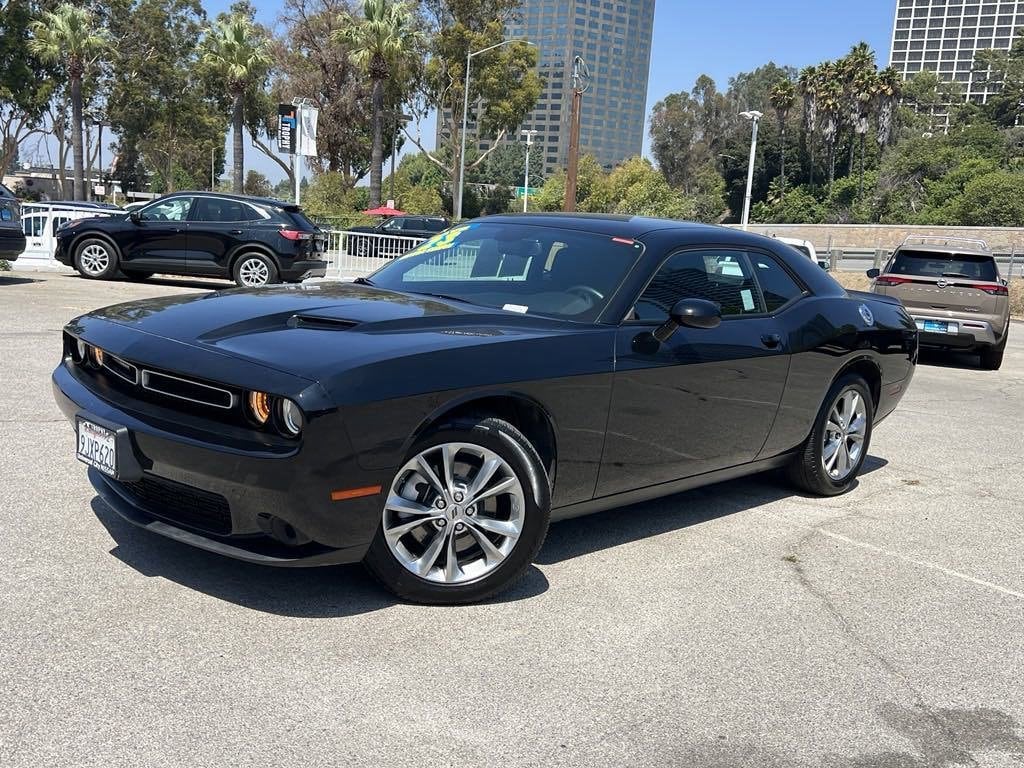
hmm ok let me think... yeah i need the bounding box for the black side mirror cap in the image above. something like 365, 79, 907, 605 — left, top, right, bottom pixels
129, 210, 141, 224
866, 268, 880, 279
653, 298, 722, 342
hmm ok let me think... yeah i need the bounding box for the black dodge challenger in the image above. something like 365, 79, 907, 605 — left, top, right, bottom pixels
53, 214, 918, 604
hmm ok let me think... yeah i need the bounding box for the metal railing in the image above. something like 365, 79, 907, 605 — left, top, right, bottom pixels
323, 230, 425, 278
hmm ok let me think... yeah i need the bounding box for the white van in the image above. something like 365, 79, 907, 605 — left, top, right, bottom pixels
19, 203, 116, 270
772, 236, 830, 270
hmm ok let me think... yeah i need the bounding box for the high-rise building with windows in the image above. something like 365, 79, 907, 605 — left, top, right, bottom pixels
439, 0, 656, 178
888, 1, 1024, 102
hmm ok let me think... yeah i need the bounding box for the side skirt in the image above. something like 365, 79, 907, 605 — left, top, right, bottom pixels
549, 452, 795, 522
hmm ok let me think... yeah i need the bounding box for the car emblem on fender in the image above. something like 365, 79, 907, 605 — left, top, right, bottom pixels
859, 304, 874, 326
936, 279, 949, 288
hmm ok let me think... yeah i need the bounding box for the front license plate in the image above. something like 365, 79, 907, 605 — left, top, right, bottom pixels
76, 418, 117, 477
918, 319, 954, 334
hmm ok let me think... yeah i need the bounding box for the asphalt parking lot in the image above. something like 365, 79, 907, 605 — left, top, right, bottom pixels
2, 270, 1022, 767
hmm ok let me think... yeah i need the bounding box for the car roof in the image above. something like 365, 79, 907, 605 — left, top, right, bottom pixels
165, 191, 298, 209
478, 213, 767, 243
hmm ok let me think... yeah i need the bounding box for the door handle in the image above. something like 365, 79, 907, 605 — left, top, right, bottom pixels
761, 333, 783, 349
229, 229, 243, 235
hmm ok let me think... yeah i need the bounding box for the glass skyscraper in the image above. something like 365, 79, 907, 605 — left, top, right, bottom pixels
888, 1, 1024, 102
439, 0, 656, 178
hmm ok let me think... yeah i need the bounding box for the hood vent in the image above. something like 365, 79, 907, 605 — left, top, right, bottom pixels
289, 314, 360, 331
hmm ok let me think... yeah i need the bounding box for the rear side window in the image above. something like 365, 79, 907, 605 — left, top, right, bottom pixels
750, 253, 804, 312
287, 210, 319, 230
635, 249, 765, 320
890, 250, 998, 282
191, 198, 262, 222
423, 218, 448, 233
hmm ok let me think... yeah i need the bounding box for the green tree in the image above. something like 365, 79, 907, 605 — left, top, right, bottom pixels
481, 141, 545, 187
875, 67, 902, 151
955, 171, 1024, 226
29, 4, 109, 200
244, 170, 272, 196
974, 28, 1024, 128
769, 79, 796, 192
200, 14, 272, 193
0, 1, 54, 178
798, 65, 819, 186
338, 0, 423, 208
410, 0, 542, 212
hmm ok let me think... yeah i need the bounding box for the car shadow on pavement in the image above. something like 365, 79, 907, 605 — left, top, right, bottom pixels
0, 275, 42, 285
90, 497, 549, 617
917, 349, 985, 370
538, 457, 888, 566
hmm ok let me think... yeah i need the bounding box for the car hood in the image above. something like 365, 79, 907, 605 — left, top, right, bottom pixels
77, 282, 586, 383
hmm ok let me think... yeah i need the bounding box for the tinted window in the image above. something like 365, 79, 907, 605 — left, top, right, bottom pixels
890, 250, 998, 281
404, 218, 425, 231
288, 210, 318, 230
635, 249, 765, 321
380, 217, 404, 232
140, 197, 193, 222
423, 218, 448, 233
191, 198, 261, 222
369, 222, 644, 322
750, 253, 804, 312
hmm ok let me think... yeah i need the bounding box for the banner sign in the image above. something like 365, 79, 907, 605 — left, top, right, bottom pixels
278, 104, 296, 155
297, 105, 319, 157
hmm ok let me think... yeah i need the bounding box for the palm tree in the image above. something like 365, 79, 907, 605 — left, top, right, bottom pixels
875, 67, 902, 152
816, 62, 843, 186
201, 16, 272, 194
852, 69, 878, 198
798, 66, 819, 187
29, 5, 109, 201
769, 79, 796, 193
840, 44, 876, 175
338, 0, 422, 208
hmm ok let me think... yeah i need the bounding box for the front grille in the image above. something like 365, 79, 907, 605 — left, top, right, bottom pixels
117, 475, 232, 535
141, 369, 235, 409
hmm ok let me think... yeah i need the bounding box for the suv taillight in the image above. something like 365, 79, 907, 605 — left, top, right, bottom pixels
975, 284, 1008, 296
875, 275, 911, 286
279, 229, 312, 241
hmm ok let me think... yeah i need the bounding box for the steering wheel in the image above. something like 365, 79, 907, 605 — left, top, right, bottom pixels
566, 285, 604, 304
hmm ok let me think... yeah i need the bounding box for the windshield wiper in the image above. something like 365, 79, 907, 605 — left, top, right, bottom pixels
940, 272, 971, 278
353, 276, 374, 286
414, 292, 481, 307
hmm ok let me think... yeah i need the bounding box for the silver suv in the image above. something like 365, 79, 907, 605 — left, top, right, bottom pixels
868, 236, 1008, 370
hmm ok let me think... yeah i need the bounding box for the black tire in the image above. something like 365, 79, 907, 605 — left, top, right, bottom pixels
121, 269, 153, 281
232, 252, 278, 288
787, 374, 874, 497
73, 238, 120, 280
980, 333, 1007, 370
363, 416, 551, 605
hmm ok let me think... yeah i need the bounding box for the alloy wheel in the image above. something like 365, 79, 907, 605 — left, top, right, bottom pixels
383, 442, 526, 584
822, 387, 867, 481
79, 244, 110, 276
238, 257, 270, 287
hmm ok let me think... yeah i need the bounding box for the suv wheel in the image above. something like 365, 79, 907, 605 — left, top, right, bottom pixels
74, 238, 119, 280
363, 417, 551, 605
233, 253, 278, 288
980, 334, 1007, 370
787, 374, 874, 496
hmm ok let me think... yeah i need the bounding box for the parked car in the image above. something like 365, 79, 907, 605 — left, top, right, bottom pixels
54, 192, 328, 287
868, 236, 1009, 369
54, 214, 917, 603
0, 183, 25, 263
773, 235, 830, 270
348, 215, 450, 258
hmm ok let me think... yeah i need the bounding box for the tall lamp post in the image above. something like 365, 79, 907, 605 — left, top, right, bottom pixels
390, 112, 413, 204
739, 110, 762, 231
456, 39, 534, 221
521, 129, 537, 213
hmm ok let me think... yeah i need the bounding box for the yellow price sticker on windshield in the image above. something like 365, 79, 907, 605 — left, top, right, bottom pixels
402, 224, 474, 259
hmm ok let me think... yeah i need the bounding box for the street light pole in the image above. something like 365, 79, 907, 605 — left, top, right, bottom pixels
739, 110, 762, 231
391, 113, 413, 204
456, 39, 534, 221
521, 129, 537, 213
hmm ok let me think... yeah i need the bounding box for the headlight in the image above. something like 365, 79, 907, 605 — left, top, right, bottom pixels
280, 398, 304, 436
74, 338, 88, 363
90, 346, 105, 367
247, 391, 271, 424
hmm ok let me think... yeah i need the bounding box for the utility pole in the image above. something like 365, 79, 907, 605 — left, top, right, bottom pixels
210, 146, 215, 190
521, 129, 537, 213
739, 110, 762, 230
563, 56, 589, 213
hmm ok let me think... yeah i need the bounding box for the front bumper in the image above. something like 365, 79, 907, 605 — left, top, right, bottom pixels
911, 314, 1003, 350
53, 364, 388, 567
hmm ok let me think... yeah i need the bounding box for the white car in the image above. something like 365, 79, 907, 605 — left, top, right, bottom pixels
773, 236, 829, 270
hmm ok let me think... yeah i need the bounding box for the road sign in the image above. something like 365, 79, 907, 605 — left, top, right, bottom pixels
514, 187, 539, 198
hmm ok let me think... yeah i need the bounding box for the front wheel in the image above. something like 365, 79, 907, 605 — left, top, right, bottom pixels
787, 374, 874, 496
363, 417, 551, 604
74, 238, 119, 280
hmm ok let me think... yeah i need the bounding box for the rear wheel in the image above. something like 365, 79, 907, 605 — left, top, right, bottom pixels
232, 253, 278, 288
363, 417, 550, 605
787, 374, 873, 496
73, 238, 119, 280
980, 334, 1007, 370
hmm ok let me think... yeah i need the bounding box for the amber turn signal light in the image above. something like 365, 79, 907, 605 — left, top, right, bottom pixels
247, 391, 271, 424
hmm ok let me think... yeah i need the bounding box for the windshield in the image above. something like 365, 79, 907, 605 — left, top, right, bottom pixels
368, 221, 645, 322
890, 250, 998, 281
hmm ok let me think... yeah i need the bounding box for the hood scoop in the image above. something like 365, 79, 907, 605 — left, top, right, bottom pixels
288, 313, 360, 331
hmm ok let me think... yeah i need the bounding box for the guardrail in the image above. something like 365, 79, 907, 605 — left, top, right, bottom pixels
815, 246, 1019, 277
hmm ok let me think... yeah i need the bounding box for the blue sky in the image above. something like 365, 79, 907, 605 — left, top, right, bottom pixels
212, 0, 898, 184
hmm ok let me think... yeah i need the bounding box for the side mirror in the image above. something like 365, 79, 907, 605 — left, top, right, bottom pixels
129, 210, 141, 224
866, 268, 880, 279
653, 298, 721, 342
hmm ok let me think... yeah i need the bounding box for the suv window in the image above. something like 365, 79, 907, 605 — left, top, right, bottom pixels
140, 197, 193, 222
404, 218, 425, 231
635, 249, 765, 321
423, 218, 449, 233
380, 217, 404, 232
890, 249, 998, 281
191, 198, 262, 223
750, 253, 804, 312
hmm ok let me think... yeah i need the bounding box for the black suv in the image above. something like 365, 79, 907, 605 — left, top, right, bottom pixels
348, 215, 449, 258
55, 192, 328, 287
0, 183, 25, 263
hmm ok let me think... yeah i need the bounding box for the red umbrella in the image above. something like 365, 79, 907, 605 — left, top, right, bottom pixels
362, 205, 406, 216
